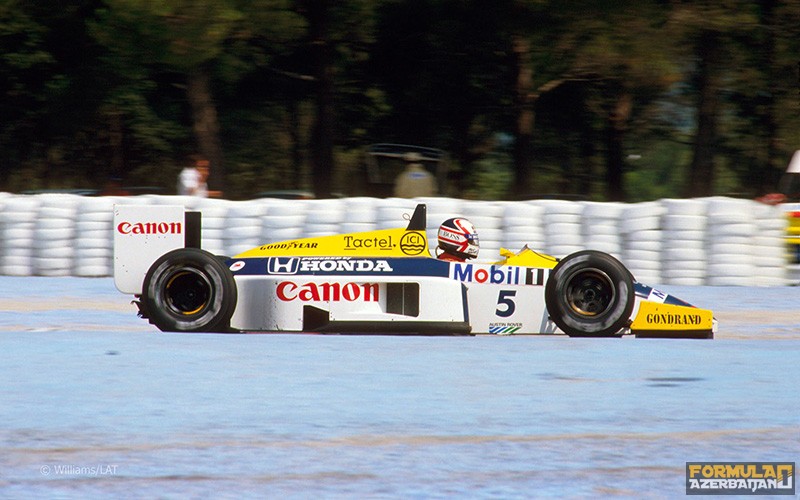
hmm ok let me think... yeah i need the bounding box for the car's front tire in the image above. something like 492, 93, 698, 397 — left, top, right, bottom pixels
141, 248, 237, 333
544, 250, 634, 337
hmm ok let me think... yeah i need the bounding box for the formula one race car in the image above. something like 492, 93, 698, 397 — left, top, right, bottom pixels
113, 203, 715, 338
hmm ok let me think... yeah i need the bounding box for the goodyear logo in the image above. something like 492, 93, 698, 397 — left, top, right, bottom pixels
686, 462, 795, 495
400, 231, 426, 255
260, 241, 319, 251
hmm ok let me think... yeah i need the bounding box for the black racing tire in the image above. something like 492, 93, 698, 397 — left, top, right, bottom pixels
544, 250, 634, 337
141, 248, 237, 333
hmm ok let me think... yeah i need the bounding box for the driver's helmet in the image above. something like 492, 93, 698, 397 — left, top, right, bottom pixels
437, 217, 479, 260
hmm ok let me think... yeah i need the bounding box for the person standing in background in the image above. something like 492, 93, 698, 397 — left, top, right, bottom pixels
178, 156, 221, 197
394, 152, 437, 198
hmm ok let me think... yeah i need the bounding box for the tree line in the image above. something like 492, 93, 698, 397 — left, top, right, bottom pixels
1, 0, 798, 201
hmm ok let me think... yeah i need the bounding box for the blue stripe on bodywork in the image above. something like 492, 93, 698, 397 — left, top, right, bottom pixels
229, 257, 451, 277
634, 282, 694, 307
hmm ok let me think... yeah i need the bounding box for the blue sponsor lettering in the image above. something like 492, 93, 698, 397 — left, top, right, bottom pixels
453, 263, 474, 281
453, 264, 522, 284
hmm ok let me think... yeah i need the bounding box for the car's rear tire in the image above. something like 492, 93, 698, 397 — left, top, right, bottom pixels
141, 248, 237, 332
545, 250, 634, 337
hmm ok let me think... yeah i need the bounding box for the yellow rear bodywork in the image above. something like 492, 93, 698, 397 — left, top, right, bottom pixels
787, 211, 800, 245
494, 246, 559, 269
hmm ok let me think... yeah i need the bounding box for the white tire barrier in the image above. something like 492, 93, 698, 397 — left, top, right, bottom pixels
224, 201, 266, 254
0, 193, 793, 285
32, 195, 80, 276
537, 200, 583, 257
660, 199, 708, 285
751, 201, 789, 286
704, 197, 757, 286
0, 196, 40, 276
582, 202, 624, 259
620, 201, 665, 283
502, 203, 546, 246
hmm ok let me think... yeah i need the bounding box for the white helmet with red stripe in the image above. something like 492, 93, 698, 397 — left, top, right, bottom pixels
437, 217, 479, 260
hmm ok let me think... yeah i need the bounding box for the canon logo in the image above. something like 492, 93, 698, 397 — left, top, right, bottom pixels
277, 281, 379, 302
117, 221, 182, 235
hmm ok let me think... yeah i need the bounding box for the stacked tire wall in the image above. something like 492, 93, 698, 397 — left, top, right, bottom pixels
0, 192, 795, 285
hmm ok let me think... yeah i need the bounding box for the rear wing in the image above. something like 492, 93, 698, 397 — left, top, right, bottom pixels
113, 205, 200, 294
113, 202, 426, 293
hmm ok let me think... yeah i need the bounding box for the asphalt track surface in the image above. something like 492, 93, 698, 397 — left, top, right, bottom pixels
1, 277, 798, 498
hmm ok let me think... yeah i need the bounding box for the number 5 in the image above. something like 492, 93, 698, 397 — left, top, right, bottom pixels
496, 290, 516, 317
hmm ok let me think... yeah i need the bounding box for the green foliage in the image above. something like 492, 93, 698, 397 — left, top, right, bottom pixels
463, 152, 515, 200
624, 141, 692, 202
0, 0, 797, 200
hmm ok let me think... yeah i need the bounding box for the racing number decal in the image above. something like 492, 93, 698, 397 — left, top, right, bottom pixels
496, 290, 516, 317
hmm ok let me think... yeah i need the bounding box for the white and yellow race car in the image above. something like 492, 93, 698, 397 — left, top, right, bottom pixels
113, 203, 715, 338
